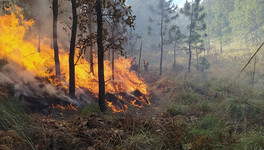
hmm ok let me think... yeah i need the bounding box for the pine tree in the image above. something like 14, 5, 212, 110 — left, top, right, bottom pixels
168, 25, 185, 69
96, 0, 106, 112
181, 0, 206, 73
149, 0, 178, 76
52, 0, 61, 78
69, 0, 77, 98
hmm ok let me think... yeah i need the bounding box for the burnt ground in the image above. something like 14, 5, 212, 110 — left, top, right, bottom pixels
0, 72, 186, 150
131, 72, 179, 118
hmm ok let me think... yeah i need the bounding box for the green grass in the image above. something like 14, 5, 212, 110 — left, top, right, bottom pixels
186, 114, 236, 149
167, 104, 189, 116
165, 74, 264, 149
236, 131, 264, 150
0, 97, 34, 149
80, 103, 101, 115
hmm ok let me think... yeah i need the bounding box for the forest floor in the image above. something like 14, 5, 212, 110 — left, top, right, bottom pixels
1, 69, 264, 150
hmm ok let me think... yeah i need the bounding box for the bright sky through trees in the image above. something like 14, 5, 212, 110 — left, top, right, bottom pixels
173, 0, 186, 8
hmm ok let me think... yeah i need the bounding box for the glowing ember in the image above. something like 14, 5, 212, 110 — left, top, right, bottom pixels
0, 7, 150, 112
52, 104, 77, 111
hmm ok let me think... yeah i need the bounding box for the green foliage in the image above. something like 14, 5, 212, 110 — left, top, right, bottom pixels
181, 0, 206, 72
203, 0, 264, 47
148, 0, 178, 41
197, 57, 210, 70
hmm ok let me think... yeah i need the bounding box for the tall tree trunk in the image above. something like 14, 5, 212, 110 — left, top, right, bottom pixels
196, 48, 199, 70
88, 12, 94, 74
69, 0, 77, 98
220, 36, 223, 53
188, 29, 193, 73
96, 0, 106, 112
112, 49, 115, 80
138, 40, 142, 72
129, 28, 133, 56
220, 25, 223, 53
188, 0, 194, 73
52, 0, 61, 78
108, 48, 111, 61
207, 36, 210, 55
160, 4, 164, 76
173, 45, 176, 69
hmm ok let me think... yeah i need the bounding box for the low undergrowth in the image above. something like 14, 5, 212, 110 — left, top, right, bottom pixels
0, 73, 263, 150
167, 75, 264, 149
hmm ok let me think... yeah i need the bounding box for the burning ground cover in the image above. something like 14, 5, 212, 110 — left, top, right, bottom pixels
0, 7, 150, 112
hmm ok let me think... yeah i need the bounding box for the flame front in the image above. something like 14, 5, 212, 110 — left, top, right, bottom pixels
0, 8, 150, 112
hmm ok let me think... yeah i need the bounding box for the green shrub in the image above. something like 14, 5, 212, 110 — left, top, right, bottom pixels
167, 104, 189, 116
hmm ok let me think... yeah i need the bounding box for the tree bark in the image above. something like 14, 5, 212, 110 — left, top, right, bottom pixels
220, 25, 223, 53
112, 49, 115, 80
108, 49, 111, 61
207, 36, 210, 55
52, 0, 61, 78
96, 0, 106, 112
220, 36, 223, 53
88, 10, 94, 75
160, 4, 164, 76
173, 45, 176, 69
69, 0, 77, 98
196, 48, 199, 70
188, 0, 194, 73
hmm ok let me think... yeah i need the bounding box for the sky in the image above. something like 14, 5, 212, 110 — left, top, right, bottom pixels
173, 0, 203, 8
173, 0, 186, 8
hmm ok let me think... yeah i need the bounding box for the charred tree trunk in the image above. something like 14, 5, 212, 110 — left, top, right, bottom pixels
88, 11, 94, 75
112, 49, 115, 80
69, 0, 77, 98
96, 0, 106, 112
160, 5, 164, 76
108, 49, 111, 61
138, 40, 142, 72
52, 0, 61, 78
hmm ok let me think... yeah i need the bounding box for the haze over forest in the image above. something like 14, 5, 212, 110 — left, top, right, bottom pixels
0, 0, 263, 149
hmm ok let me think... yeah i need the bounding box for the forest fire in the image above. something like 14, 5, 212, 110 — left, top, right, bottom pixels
51, 103, 77, 111
0, 7, 150, 112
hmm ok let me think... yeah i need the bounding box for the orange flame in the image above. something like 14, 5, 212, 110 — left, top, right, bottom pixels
51, 103, 77, 111
0, 7, 150, 112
